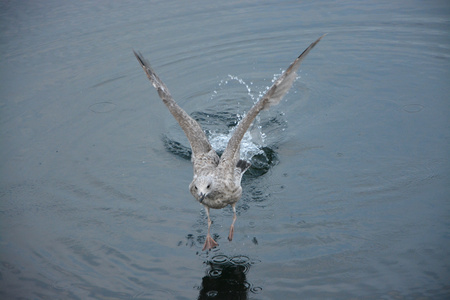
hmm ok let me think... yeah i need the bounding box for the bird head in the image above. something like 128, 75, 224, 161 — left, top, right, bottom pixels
189, 176, 214, 203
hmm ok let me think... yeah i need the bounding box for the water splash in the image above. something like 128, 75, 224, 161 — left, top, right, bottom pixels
209, 131, 263, 161
163, 74, 285, 177
208, 74, 271, 160
224, 74, 257, 101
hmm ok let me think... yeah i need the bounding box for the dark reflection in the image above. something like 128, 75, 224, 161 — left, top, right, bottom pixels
244, 146, 278, 178
162, 135, 192, 160
197, 254, 261, 300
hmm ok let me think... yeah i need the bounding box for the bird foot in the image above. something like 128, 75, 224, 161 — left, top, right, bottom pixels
203, 235, 218, 251
228, 225, 234, 241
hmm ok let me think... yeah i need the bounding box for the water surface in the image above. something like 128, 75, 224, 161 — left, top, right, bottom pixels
1, 1, 449, 299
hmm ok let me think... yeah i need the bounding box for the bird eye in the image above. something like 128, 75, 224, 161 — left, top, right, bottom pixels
207, 184, 211, 189
194, 186, 197, 190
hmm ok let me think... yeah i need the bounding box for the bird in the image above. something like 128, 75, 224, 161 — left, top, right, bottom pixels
133, 34, 325, 251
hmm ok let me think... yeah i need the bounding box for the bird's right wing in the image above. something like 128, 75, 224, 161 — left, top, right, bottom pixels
134, 51, 212, 157
218, 35, 326, 172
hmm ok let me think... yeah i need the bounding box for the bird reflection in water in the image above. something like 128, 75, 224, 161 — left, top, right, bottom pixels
196, 254, 262, 300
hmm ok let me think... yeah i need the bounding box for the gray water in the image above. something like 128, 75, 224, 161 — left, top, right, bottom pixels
1, 1, 449, 299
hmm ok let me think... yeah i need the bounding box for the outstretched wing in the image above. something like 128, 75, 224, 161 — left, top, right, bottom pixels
133, 51, 212, 157
218, 34, 326, 172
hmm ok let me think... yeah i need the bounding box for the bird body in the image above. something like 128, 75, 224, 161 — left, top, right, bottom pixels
134, 34, 324, 250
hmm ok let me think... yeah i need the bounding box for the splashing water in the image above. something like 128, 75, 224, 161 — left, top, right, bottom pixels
164, 74, 284, 177
209, 130, 264, 162
205, 72, 295, 162
208, 74, 276, 161
224, 75, 257, 102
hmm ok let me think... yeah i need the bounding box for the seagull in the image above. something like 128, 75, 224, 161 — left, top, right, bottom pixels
133, 35, 325, 251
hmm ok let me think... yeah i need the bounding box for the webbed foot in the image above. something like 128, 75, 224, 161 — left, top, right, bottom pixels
203, 234, 218, 251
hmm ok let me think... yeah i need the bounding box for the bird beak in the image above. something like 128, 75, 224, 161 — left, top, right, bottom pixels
199, 193, 205, 203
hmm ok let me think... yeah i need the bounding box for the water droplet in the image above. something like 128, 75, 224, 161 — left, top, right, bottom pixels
206, 290, 218, 297
250, 286, 263, 293
402, 104, 424, 113
211, 254, 229, 264
208, 269, 222, 277
230, 255, 250, 265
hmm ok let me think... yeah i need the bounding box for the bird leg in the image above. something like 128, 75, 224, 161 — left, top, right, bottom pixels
228, 204, 237, 241
203, 206, 218, 251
